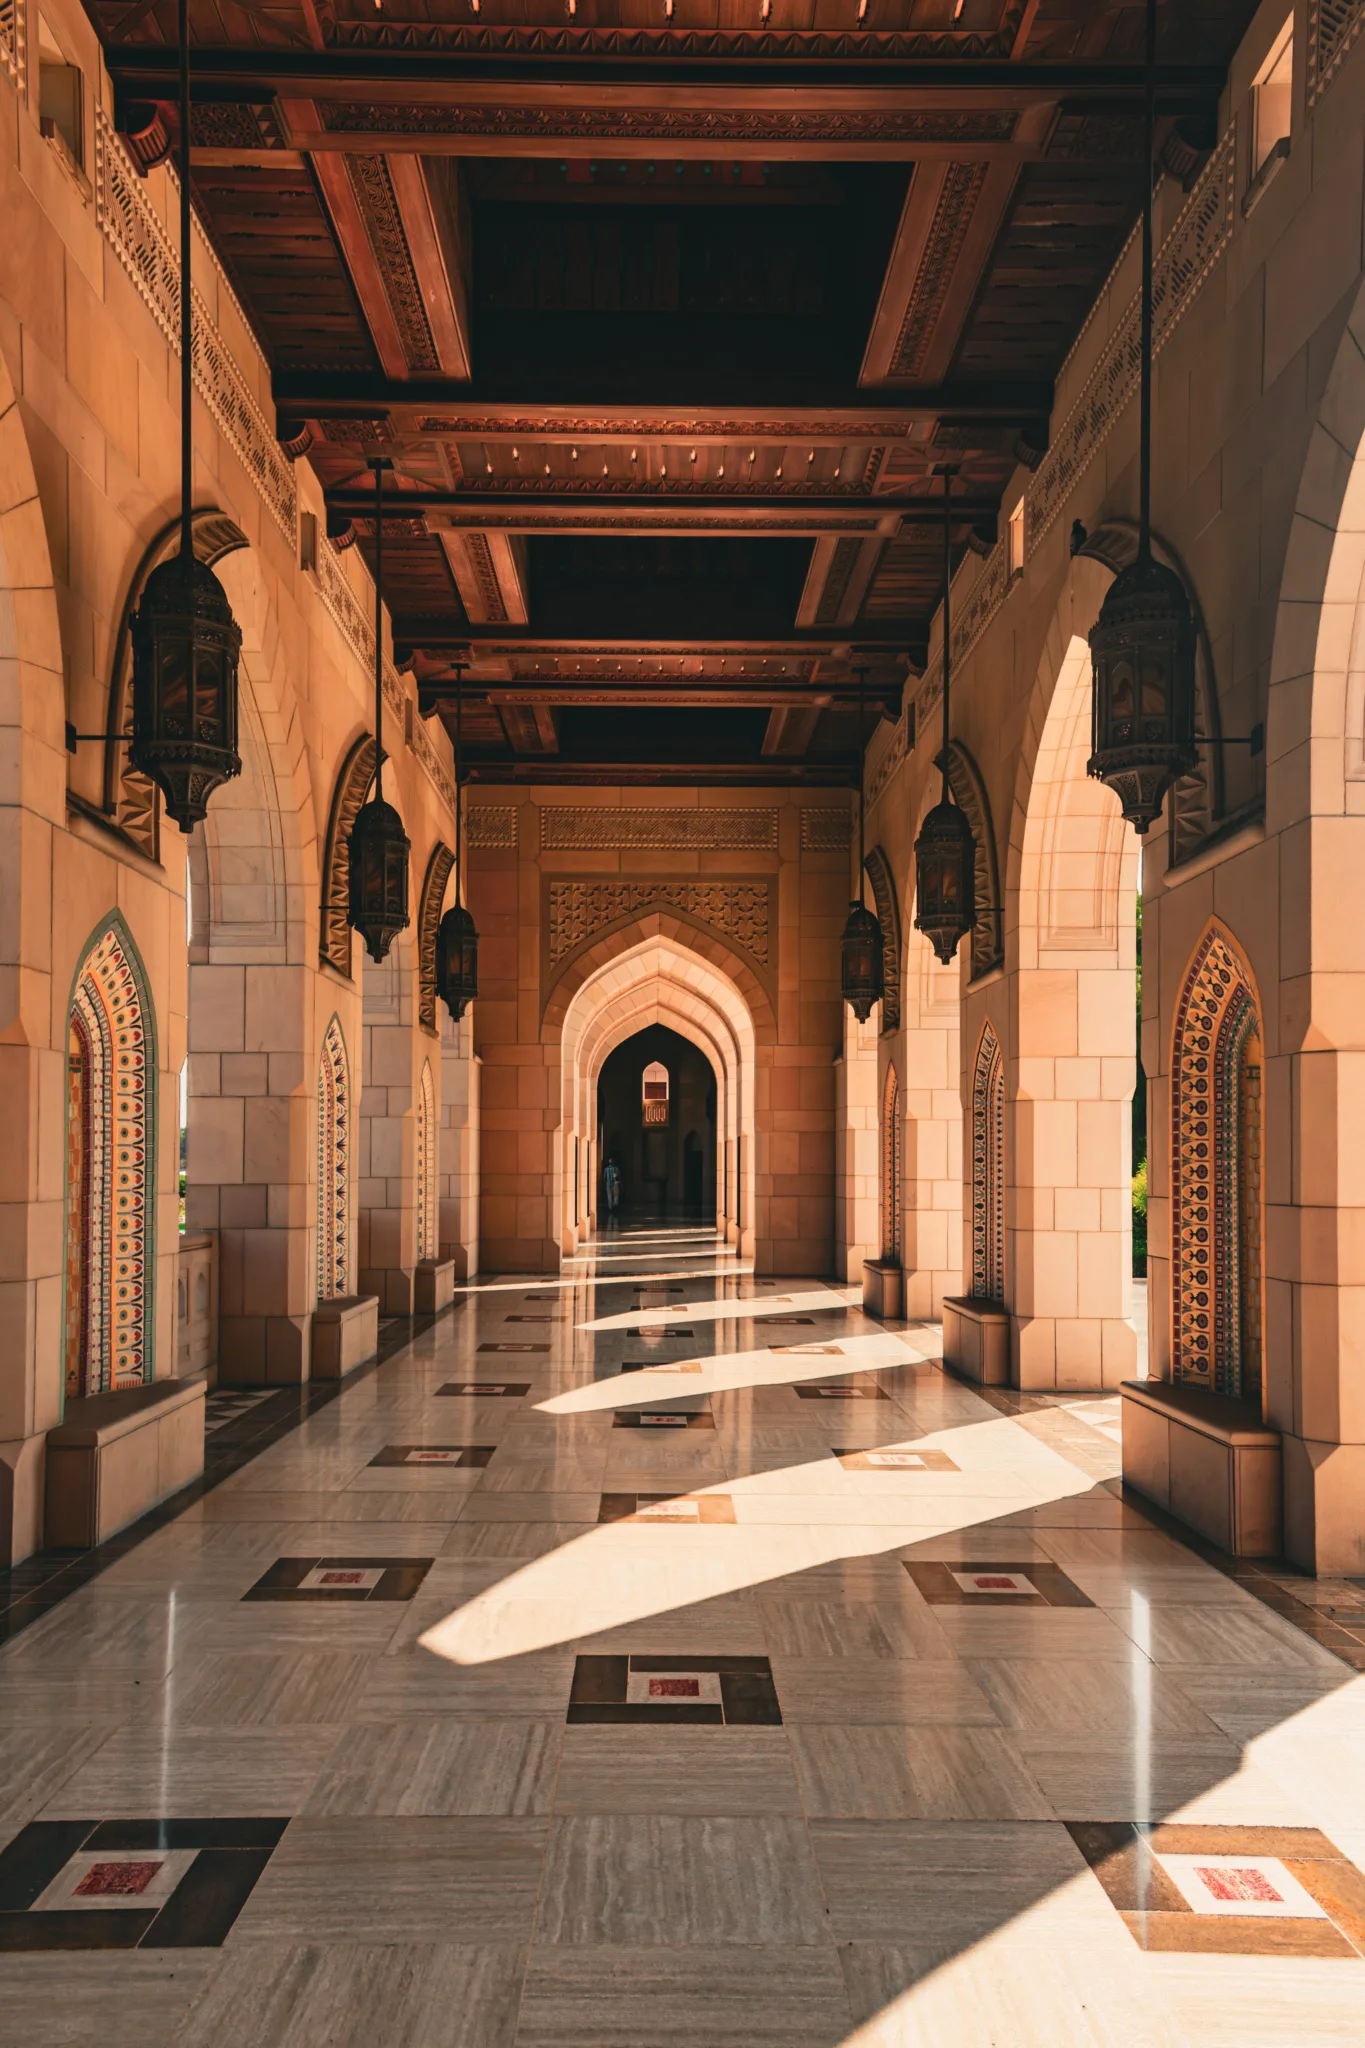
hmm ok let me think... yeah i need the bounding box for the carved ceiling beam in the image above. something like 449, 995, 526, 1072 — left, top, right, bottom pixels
324, 487, 1001, 521
277, 381, 1051, 423
397, 625, 928, 653
497, 700, 560, 754
795, 536, 885, 629
462, 756, 860, 788
437, 530, 530, 624
860, 155, 1023, 387
761, 705, 824, 758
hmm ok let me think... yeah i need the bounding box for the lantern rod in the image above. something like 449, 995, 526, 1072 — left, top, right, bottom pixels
855, 664, 867, 906
177, 0, 192, 566
370, 457, 390, 802
454, 662, 465, 907
1139, 0, 1156, 561
939, 464, 958, 799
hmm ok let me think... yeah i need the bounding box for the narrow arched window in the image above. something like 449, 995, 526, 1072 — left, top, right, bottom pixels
642, 1060, 669, 1126
1171, 927, 1264, 1403
65, 917, 156, 1398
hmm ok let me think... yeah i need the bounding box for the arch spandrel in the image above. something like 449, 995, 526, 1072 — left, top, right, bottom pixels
319, 733, 379, 978
542, 908, 776, 1047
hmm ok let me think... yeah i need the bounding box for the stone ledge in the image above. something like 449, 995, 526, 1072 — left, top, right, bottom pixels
45, 1377, 207, 1549
310, 1294, 379, 1380
943, 1295, 1010, 1386
862, 1258, 903, 1320
415, 1257, 456, 1315
1121, 1377, 1281, 1558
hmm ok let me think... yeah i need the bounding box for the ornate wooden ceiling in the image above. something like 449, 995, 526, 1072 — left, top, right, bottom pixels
89, 0, 1257, 780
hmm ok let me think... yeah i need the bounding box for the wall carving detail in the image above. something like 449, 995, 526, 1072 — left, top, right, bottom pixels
0, 0, 25, 91
1027, 125, 1236, 547
863, 846, 902, 1033
942, 741, 1004, 981
319, 736, 378, 978
881, 1062, 903, 1265
467, 805, 518, 848
65, 916, 156, 1400
332, 18, 1030, 58
416, 1059, 437, 1264
417, 842, 455, 1036
316, 1015, 351, 1303
540, 806, 778, 852
94, 112, 296, 540
801, 806, 852, 851
548, 881, 771, 966
1170, 926, 1264, 1403
866, 713, 909, 811
1308, 0, 1365, 105
970, 1020, 1005, 1305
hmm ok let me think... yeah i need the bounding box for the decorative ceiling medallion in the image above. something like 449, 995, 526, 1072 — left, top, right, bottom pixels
540, 807, 778, 853
322, 105, 1017, 147
548, 881, 771, 966
467, 806, 518, 849
802, 807, 853, 851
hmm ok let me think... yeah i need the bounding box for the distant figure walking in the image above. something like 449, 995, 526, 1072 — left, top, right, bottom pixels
603, 1157, 622, 1222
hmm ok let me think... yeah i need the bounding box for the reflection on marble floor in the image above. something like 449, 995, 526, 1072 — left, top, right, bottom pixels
2, 1226, 1364, 2045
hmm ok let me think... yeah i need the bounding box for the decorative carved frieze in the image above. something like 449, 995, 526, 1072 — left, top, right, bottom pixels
863, 846, 902, 1033
467, 805, 518, 849
330, 19, 1029, 59
1308, 0, 1365, 105
801, 807, 853, 852
891, 163, 990, 380
323, 103, 1016, 148
540, 807, 778, 852
0, 0, 25, 91
548, 880, 771, 966
814, 539, 864, 627
943, 741, 1003, 983
867, 715, 909, 811
1027, 127, 1236, 547
915, 536, 1014, 733
416, 414, 902, 443
93, 111, 296, 541
346, 154, 441, 375
417, 842, 455, 1035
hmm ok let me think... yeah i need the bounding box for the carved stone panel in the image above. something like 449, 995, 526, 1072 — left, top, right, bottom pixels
802, 806, 853, 851
319, 735, 378, 977
540, 807, 778, 852
417, 841, 455, 1035
546, 879, 771, 968
863, 846, 903, 1033
467, 805, 518, 849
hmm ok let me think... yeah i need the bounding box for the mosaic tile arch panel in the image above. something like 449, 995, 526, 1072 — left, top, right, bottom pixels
970, 1018, 1005, 1305
1170, 922, 1264, 1401
316, 1014, 352, 1304
64, 913, 158, 1400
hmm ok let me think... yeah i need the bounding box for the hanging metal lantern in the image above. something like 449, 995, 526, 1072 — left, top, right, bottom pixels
1087, 552, 1198, 833
349, 789, 410, 964
129, 551, 242, 831
914, 795, 976, 967
436, 901, 479, 1021
841, 900, 884, 1024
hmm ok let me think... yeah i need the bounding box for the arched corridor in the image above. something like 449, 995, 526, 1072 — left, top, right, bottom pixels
8, 4, 1365, 2042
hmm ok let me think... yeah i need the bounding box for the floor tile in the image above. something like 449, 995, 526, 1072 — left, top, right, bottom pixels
534, 1815, 831, 1944
302, 1719, 562, 1815
553, 1728, 802, 1814
788, 1724, 1054, 1820
175, 1942, 526, 2048
512, 1945, 853, 2046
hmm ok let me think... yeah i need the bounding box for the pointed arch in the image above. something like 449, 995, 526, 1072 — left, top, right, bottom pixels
417, 841, 455, 1035
63, 912, 158, 1399
103, 509, 250, 859
880, 1060, 902, 1263
316, 1015, 352, 1302
416, 1057, 437, 1263
941, 741, 1003, 980
863, 845, 902, 1031
319, 734, 378, 976
970, 1019, 1005, 1304
1170, 923, 1264, 1404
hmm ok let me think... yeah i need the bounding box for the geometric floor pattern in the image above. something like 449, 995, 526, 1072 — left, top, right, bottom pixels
1, 1224, 1362, 2044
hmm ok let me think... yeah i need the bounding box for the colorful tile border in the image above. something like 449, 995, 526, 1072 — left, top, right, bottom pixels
243, 1556, 433, 1602
0, 1819, 287, 1951
366, 1445, 495, 1468
569, 1654, 781, 1726
598, 1493, 737, 1524
1067, 1822, 1365, 1958
904, 1559, 1094, 1608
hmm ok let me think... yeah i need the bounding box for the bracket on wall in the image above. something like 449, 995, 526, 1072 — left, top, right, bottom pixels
66, 725, 129, 753
1196, 724, 1264, 755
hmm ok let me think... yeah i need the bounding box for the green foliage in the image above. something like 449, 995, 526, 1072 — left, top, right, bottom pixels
1132, 1156, 1148, 1275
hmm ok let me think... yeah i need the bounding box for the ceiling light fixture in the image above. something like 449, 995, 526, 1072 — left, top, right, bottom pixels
348, 459, 411, 965
129, 0, 242, 833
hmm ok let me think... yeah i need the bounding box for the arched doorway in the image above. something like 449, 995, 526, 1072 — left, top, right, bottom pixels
597, 1025, 718, 1224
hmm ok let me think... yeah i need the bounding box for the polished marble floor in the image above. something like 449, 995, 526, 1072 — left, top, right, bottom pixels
2, 1226, 1364, 2045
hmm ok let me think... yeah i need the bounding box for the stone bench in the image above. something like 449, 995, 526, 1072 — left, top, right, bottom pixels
45, 1377, 206, 1549
942, 1295, 1010, 1385
310, 1294, 379, 1380
414, 1257, 456, 1315
862, 1258, 903, 1320
1121, 1377, 1281, 1557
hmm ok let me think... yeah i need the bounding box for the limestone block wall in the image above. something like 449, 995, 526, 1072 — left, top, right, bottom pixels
467, 790, 850, 1275
440, 1010, 480, 1280
0, 6, 469, 1551
835, 1013, 880, 1284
